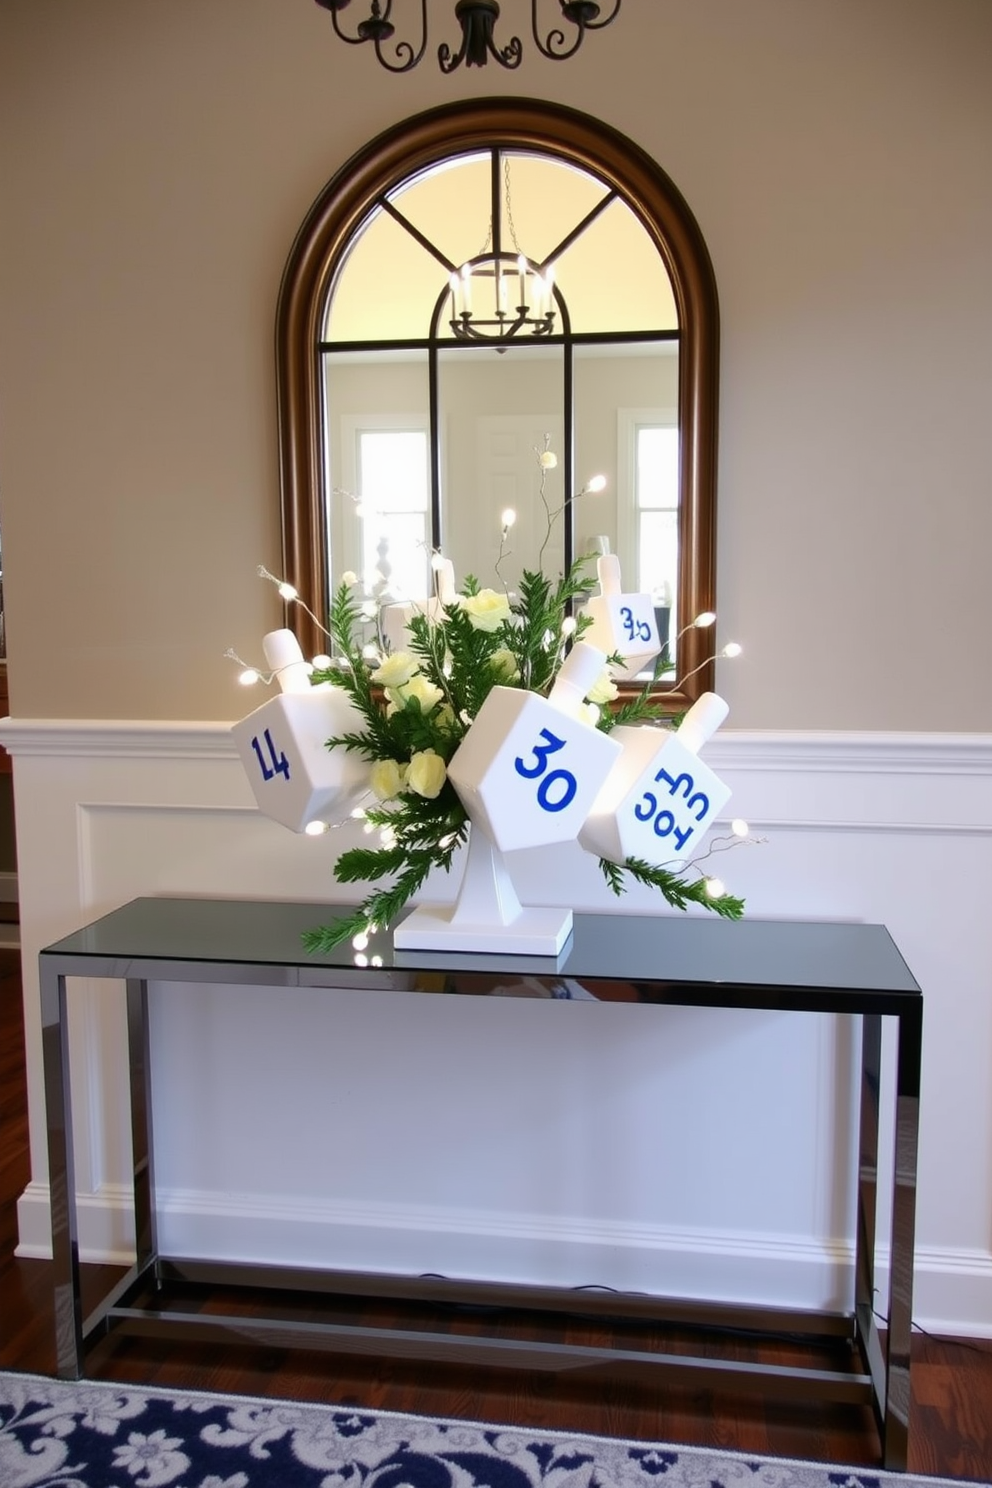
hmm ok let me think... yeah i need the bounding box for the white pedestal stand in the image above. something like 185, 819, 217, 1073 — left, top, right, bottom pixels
393, 828, 573, 955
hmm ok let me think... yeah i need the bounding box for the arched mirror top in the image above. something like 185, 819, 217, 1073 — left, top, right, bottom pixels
277, 97, 719, 708
326, 152, 678, 342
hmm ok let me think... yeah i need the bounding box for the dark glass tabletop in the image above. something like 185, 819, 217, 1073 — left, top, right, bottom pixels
41, 896, 921, 1011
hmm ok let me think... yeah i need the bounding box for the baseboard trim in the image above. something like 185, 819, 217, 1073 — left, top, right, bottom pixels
15, 1181, 134, 1266
15, 1181, 992, 1336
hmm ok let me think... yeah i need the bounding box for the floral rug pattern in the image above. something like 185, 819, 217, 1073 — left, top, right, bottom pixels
0, 1372, 973, 1488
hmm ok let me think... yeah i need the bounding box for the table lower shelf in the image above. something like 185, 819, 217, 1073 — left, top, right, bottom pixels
75, 1257, 880, 1412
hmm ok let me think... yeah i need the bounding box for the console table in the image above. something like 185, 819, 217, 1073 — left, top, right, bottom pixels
40, 898, 922, 1468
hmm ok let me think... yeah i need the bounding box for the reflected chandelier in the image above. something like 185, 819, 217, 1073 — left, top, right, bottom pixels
313, 1, 622, 74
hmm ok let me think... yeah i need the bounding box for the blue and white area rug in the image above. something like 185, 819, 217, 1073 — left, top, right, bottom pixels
0, 1371, 979, 1488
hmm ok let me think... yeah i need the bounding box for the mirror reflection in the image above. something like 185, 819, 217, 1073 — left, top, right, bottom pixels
320, 146, 681, 643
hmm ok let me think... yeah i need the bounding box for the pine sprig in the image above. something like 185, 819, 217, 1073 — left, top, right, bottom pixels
599, 855, 745, 919
605, 649, 676, 732
304, 815, 468, 952
509, 564, 596, 694
302, 859, 430, 953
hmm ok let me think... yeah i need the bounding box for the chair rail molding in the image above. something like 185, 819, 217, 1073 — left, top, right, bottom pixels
2, 717, 991, 1339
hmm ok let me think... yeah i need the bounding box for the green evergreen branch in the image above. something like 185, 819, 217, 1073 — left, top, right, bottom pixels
618, 856, 745, 919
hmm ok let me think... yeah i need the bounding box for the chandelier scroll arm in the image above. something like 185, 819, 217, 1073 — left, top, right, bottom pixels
574, 0, 622, 30
314, 0, 428, 73
532, 0, 621, 61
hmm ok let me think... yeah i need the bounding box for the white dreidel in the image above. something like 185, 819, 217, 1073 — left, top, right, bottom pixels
445, 640, 622, 854
380, 558, 457, 655
579, 692, 732, 870
231, 629, 371, 832
577, 554, 661, 681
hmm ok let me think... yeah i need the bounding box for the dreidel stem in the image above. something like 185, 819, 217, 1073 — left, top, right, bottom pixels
597, 553, 623, 597
434, 557, 456, 607
263, 629, 313, 694
548, 640, 608, 719
675, 691, 730, 753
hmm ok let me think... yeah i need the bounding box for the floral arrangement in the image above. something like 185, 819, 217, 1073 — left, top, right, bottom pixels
300, 558, 744, 954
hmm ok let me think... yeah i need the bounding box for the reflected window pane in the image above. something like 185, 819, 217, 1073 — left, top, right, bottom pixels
637, 426, 679, 658
358, 430, 430, 601
638, 426, 679, 515
638, 510, 678, 602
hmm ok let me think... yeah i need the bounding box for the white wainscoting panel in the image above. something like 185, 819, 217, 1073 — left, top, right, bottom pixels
1, 718, 990, 1338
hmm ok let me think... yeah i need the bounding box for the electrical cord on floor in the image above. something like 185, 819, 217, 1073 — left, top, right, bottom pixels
873, 1307, 991, 1356
417, 1274, 990, 1356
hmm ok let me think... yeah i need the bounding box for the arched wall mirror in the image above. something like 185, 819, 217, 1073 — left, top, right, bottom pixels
277, 98, 719, 706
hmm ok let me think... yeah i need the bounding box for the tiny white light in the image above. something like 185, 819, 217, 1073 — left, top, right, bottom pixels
585, 474, 607, 493
705, 877, 726, 899
693, 611, 717, 629
430, 551, 447, 572
238, 668, 260, 687
721, 641, 743, 658
370, 955, 383, 968
360, 601, 378, 620
353, 953, 368, 968
304, 821, 329, 837
362, 643, 381, 662
501, 508, 517, 529
312, 653, 332, 669
561, 616, 578, 636
380, 827, 397, 849
352, 932, 369, 951
354, 501, 366, 518
350, 807, 367, 821
277, 581, 298, 602
363, 821, 376, 835
731, 818, 750, 838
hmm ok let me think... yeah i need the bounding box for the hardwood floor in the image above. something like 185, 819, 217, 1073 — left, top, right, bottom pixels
2, 947, 990, 1480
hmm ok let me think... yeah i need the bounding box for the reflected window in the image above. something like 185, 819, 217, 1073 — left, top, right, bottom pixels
356, 428, 430, 601
636, 423, 679, 663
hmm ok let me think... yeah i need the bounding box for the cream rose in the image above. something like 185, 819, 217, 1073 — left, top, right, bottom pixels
406, 749, 447, 799
489, 647, 520, 682
460, 589, 511, 633
586, 668, 619, 705
369, 758, 406, 802
371, 651, 419, 688
396, 673, 445, 713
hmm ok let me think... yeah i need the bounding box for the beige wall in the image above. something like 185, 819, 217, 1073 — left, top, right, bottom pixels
0, 0, 989, 728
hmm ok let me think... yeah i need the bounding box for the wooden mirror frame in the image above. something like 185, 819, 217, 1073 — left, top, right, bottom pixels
276, 97, 719, 707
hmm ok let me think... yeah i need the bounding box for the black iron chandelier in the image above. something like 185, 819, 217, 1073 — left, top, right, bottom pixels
448, 255, 556, 341
313, 0, 622, 74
